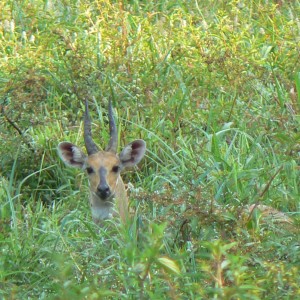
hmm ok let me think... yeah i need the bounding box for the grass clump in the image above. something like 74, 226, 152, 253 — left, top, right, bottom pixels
0, 0, 299, 299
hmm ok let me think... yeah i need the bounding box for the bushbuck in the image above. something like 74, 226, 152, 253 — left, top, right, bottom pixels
57, 100, 146, 224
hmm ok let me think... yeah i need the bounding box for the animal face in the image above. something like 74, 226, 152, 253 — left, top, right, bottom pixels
57, 100, 146, 222
86, 152, 121, 201
58, 139, 146, 201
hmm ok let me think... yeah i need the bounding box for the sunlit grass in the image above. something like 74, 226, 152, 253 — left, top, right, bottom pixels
0, 0, 299, 299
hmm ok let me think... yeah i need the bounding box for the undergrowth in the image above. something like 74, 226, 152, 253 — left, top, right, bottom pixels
0, 0, 299, 299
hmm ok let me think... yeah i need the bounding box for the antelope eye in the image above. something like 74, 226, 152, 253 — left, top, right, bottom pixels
112, 165, 120, 173
86, 167, 94, 174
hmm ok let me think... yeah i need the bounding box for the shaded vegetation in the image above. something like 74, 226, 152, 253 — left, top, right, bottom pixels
0, 0, 299, 299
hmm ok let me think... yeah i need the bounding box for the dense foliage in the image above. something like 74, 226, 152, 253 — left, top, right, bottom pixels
0, 0, 299, 299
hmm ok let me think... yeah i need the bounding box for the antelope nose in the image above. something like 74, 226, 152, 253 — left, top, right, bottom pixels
97, 184, 110, 199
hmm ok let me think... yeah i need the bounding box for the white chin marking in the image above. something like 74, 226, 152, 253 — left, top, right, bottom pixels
92, 206, 113, 221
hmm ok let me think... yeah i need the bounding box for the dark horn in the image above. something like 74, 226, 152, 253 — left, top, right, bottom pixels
84, 100, 99, 155
106, 100, 118, 153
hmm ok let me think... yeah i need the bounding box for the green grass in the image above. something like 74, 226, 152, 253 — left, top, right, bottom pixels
0, 0, 299, 299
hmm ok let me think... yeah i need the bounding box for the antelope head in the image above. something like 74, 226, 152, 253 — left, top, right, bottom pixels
57, 100, 146, 223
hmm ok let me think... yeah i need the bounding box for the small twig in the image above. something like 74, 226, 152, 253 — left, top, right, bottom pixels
247, 166, 283, 221
227, 94, 237, 123
1, 106, 23, 135
172, 218, 190, 248
1, 105, 35, 153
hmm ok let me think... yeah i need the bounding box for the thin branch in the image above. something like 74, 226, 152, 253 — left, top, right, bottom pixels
247, 166, 283, 221
1, 105, 35, 153
1, 106, 23, 136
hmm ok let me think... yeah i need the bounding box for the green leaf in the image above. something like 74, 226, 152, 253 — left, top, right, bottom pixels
157, 256, 181, 275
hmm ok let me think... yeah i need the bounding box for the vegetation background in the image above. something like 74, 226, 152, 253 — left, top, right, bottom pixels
0, 0, 299, 299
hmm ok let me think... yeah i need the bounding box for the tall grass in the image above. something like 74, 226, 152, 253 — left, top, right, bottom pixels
0, 0, 299, 299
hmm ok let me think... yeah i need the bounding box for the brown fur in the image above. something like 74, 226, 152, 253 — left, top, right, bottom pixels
87, 152, 128, 223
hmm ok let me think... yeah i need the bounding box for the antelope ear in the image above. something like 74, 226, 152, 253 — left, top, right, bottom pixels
119, 139, 146, 168
57, 142, 87, 169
